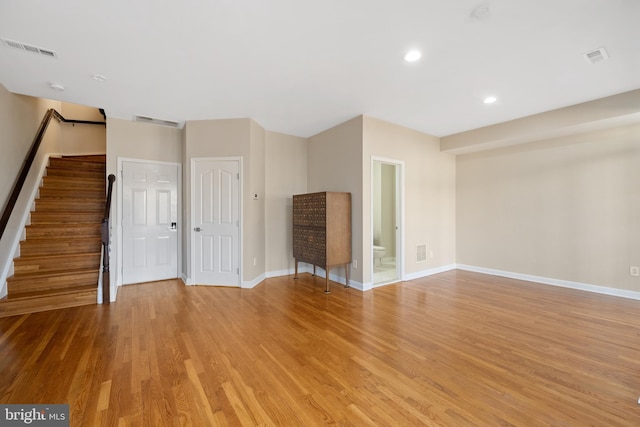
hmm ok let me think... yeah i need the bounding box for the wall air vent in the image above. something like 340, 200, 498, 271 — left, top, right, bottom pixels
1, 38, 58, 58
134, 115, 181, 128
583, 47, 608, 64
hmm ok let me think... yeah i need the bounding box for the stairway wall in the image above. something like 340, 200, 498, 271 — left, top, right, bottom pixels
60, 102, 106, 155
0, 87, 63, 298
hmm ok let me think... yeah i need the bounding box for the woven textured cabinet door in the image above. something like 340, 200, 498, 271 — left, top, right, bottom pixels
293, 192, 351, 293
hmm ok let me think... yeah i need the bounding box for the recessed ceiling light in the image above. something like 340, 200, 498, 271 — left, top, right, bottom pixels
483, 96, 497, 104
404, 50, 422, 63
91, 74, 107, 82
470, 4, 491, 21
49, 83, 65, 91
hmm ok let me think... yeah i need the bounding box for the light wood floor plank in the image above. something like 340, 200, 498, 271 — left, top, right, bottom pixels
1, 270, 640, 426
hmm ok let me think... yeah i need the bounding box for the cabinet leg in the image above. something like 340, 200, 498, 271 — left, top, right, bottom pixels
313, 265, 316, 276
345, 264, 350, 288
324, 266, 331, 294
294, 259, 299, 279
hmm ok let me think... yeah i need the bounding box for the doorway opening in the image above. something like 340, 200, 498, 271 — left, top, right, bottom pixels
372, 158, 403, 286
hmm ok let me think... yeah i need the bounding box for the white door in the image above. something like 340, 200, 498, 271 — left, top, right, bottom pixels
122, 161, 179, 284
193, 159, 240, 286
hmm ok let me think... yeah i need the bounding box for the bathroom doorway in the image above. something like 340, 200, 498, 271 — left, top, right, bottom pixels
372, 158, 403, 286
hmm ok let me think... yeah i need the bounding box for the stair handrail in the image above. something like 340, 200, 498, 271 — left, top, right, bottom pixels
101, 174, 116, 304
0, 108, 106, 240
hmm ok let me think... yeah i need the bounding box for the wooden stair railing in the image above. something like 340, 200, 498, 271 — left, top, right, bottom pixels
102, 174, 116, 303
0, 108, 106, 239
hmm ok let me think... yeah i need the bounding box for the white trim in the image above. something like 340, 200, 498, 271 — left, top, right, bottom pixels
117, 157, 182, 294
190, 157, 243, 287
242, 273, 265, 289
457, 264, 640, 301
402, 264, 457, 281
61, 151, 106, 157
266, 268, 298, 278
181, 272, 192, 285
370, 156, 405, 287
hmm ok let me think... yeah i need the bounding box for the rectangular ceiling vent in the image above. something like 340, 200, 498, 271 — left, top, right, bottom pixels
134, 115, 181, 128
583, 47, 608, 64
1, 38, 58, 58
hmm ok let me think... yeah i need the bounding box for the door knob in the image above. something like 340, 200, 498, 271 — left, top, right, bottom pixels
194, 227, 201, 232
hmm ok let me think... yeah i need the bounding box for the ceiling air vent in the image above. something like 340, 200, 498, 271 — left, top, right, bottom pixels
134, 115, 181, 128
1, 38, 58, 58
583, 47, 608, 64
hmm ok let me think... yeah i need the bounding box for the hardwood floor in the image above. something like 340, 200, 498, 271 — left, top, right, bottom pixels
1, 270, 639, 426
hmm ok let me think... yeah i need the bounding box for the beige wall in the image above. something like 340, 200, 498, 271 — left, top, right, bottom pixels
60, 102, 106, 155
0, 85, 61, 296
307, 116, 363, 283
265, 131, 307, 274
248, 120, 266, 280
183, 118, 266, 284
0, 85, 61, 211
457, 123, 640, 292
106, 118, 183, 295
363, 116, 456, 285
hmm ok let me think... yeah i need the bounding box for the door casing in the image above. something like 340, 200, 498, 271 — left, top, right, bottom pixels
370, 156, 404, 288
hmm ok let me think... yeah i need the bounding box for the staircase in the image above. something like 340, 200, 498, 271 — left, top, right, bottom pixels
0, 155, 106, 317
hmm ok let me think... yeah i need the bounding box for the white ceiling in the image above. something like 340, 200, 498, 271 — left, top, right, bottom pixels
1, 0, 639, 138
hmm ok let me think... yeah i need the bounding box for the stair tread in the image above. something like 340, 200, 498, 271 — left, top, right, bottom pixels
8, 267, 101, 281
22, 237, 102, 243
7, 285, 97, 300
37, 195, 105, 200
27, 223, 101, 228
15, 252, 101, 261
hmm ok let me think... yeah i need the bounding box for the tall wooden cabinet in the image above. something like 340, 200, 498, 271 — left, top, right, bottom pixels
293, 192, 351, 293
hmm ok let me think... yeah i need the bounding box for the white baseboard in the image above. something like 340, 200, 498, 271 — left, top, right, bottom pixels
456, 264, 640, 301
265, 264, 365, 292
403, 264, 457, 282
242, 273, 266, 289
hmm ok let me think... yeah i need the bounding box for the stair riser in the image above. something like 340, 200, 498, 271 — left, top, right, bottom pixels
26, 226, 101, 239
42, 177, 105, 189
31, 212, 103, 224
35, 200, 105, 211
0, 290, 97, 318
49, 157, 106, 171
7, 271, 99, 294
46, 170, 105, 180
14, 256, 101, 274
20, 241, 102, 257
39, 188, 105, 199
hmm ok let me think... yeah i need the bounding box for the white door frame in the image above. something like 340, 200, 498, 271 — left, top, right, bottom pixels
371, 156, 405, 287
190, 157, 243, 286
117, 157, 182, 287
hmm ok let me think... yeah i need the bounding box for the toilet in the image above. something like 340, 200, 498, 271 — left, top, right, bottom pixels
373, 245, 386, 265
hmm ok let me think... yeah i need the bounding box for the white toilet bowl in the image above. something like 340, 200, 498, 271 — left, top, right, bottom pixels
373, 245, 386, 265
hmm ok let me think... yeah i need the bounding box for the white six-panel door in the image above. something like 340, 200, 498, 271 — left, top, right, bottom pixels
122, 161, 179, 284
193, 159, 240, 286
